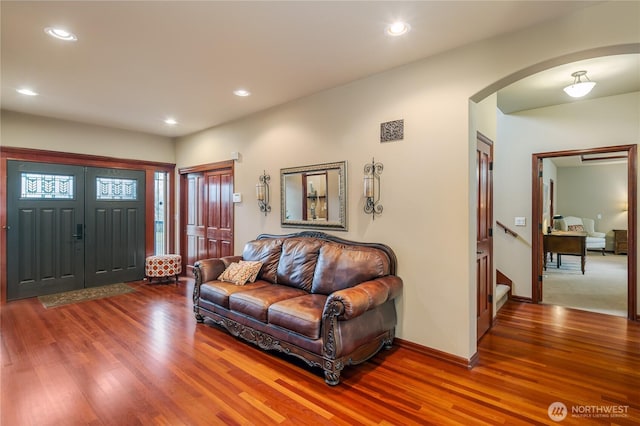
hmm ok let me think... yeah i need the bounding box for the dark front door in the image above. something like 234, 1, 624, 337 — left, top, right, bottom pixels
85, 167, 146, 287
6, 162, 145, 299
7, 162, 85, 299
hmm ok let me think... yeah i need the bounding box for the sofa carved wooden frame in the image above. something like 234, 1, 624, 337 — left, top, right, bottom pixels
193, 306, 394, 385
192, 231, 398, 385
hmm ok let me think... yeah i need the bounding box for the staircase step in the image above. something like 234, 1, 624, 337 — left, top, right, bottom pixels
496, 284, 510, 301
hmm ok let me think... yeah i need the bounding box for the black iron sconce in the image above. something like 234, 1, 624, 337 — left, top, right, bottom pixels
364, 158, 383, 219
256, 171, 271, 215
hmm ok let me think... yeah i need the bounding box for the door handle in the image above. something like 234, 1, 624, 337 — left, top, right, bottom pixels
477, 250, 484, 254
72, 224, 83, 240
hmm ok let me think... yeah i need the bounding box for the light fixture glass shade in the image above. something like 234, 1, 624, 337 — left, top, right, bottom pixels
256, 182, 265, 201
563, 81, 596, 98
363, 175, 374, 198
44, 27, 77, 41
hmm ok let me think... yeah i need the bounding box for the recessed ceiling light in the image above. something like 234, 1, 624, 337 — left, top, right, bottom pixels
16, 88, 39, 96
386, 21, 410, 36
233, 89, 251, 97
44, 27, 78, 41
164, 118, 177, 125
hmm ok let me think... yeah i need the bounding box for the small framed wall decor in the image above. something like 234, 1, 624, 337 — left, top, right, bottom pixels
380, 119, 404, 143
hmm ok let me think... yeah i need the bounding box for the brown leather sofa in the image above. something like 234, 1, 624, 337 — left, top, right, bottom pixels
192, 231, 402, 385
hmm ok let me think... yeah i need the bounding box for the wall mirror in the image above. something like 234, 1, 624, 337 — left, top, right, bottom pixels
281, 161, 347, 230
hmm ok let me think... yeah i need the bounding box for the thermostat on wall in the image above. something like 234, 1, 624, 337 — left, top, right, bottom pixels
232, 193, 242, 203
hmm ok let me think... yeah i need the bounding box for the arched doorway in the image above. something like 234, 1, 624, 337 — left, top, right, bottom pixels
471, 43, 640, 330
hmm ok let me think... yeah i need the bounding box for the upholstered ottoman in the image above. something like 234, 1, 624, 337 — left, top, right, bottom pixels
145, 254, 182, 284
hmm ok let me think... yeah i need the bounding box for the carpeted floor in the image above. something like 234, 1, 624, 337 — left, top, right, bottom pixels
543, 251, 627, 317
38, 283, 135, 308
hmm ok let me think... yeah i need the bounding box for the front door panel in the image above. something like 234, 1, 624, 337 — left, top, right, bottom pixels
85, 168, 145, 287
7, 161, 85, 299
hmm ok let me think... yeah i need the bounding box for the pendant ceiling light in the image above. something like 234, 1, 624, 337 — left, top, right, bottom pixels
563, 70, 596, 98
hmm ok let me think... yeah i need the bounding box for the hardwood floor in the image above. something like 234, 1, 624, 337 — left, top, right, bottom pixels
2, 279, 638, 425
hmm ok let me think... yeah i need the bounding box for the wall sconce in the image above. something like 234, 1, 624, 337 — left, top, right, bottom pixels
256, 171, 271, 215
364, 158, 383, 219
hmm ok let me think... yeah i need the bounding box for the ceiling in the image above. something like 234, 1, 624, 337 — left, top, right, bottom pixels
3, 1, 635, 139
497, 54, 640, 114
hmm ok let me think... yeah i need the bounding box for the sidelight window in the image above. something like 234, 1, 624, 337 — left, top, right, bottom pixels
154, 171, 169, 255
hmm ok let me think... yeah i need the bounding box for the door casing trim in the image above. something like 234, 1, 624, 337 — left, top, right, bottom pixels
531, 144, 637, 320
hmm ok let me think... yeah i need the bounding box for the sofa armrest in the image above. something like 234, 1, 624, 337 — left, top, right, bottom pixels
323, 275, 402, 321
192, 256, 242, 310
193, 258, 224, 285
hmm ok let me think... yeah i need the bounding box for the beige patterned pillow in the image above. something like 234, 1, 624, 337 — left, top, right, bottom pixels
218, 262, 244, 284
239, 260, 263, 283
217, 261, 263, 285
568, 224, 584, 232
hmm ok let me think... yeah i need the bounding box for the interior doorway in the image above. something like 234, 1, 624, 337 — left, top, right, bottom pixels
179, 161, 235, 273
531, 144, 637, 320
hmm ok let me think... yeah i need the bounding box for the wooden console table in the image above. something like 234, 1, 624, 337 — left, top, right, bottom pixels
543, 232, 587, 274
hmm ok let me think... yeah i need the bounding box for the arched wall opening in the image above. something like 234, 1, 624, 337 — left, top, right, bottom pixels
469, 43, 640, 346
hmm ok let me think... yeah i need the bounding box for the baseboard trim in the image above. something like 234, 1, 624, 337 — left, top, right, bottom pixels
510, 295, 533, 303
395, 338, 478, 369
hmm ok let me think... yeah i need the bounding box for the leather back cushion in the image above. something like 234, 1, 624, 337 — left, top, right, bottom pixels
242, 239, 283, 283
276, 238, 322, 291
311, 242, 390, 294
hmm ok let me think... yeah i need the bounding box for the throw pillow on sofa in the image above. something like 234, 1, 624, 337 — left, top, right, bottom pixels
568, 224, 584, 232
218, 261, 263, 285
239, 260, 262, 282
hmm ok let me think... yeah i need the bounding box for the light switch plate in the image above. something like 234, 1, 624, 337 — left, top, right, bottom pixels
515, 217, 526, 226
232, 193, 242, 203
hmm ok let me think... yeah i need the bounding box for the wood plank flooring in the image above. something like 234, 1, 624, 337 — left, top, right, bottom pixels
2, 279, 639, 425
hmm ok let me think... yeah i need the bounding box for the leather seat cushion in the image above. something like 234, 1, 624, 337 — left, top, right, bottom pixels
268, 294, 328, 339
200, 280, 270, 308
229, 285, 307, 322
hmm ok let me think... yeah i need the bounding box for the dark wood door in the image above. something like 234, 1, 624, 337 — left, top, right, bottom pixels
476, 134, 494, 340
6, 161, 85, 299
205, 170, 234, 258
184, 164, 234, 268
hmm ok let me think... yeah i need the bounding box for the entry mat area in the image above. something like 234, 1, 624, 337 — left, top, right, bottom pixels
38, 283, 135, 308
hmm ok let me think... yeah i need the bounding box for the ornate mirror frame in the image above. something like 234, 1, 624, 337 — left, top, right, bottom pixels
280, 161, 347, 231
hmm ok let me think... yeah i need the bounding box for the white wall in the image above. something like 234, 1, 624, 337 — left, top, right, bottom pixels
1, 110, 175, 163
495, 92, 640, 300
557, 163, 628, 250
176, 2, 640, 360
